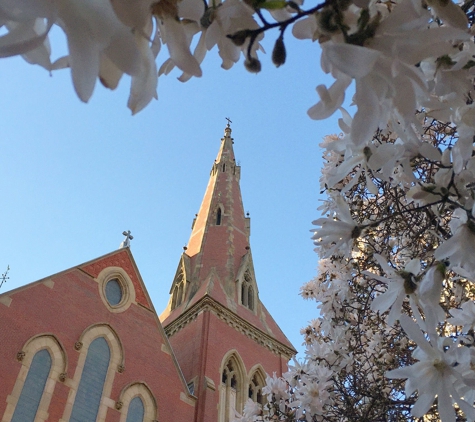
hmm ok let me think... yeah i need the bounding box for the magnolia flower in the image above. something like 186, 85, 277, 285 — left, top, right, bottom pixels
307, 72, 351, 120
369, 255, 421, 326
290, 376, 331, 416
284, 359, 311, 388
234, 398, 261, 422
426, 0, 468, 30
435, 209, 475, 279
312, 195, 361, 258
417, 263, 446, 322
386, 315, 475, 421
0, 0, 56, 60
311, 0, 470, 146
407, 184, 445, 207
262, 372, 288, 402
448, 301, 475, 332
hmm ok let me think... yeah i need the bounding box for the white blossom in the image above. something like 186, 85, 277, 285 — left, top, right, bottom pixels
448, 301, 475, 332
386, 315, 475, 421
435, 209, 475, 279
312, 195, 360, 258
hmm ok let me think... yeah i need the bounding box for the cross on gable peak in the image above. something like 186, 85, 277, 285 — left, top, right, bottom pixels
119, 230, 133, 249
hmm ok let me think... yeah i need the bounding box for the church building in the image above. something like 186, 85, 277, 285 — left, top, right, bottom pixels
0, 124, 296, 422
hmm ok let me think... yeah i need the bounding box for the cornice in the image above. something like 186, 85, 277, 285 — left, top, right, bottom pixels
164, 296, 296, 359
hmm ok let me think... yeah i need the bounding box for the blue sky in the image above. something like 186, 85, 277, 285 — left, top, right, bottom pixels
0, 28, 347, 356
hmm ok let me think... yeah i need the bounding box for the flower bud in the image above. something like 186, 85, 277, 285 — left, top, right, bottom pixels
200, 8, 215, 28
244, 57, 262, 73
272, 37, 286, 67
227, 30, 249, 47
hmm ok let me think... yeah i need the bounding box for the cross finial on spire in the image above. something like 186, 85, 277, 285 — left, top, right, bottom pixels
225, 117, 232, 128
119, 230, 133, 249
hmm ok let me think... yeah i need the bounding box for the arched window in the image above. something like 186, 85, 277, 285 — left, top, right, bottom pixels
219, 354, 244, 422
222, 163, 226, 172
126, 396, 145, 422
171, 275, 185, 311
216, 208, 222, 225
3, 335, 66, 422
11, 349, 52, 422
241, 271, 255, 311
248, 370, 266, 406
70, 337, 110, 422
118, 382, 157, 422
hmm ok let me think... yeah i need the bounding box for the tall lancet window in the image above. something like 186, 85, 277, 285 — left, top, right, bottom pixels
70, 337, 110, 422
241, 271, 254, 311
11, 349, 52, 422
219, 356, 243, 422
216, 208, 222, 226
171, 272, 185, 310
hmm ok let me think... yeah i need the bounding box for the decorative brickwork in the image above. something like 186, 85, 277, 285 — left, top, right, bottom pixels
81, 250, 150, 310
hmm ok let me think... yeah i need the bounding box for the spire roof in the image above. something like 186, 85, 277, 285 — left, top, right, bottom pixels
160, 124, 294, 352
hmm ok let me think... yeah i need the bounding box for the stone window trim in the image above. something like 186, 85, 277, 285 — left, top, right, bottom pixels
238, 270, 257, 314
218, 350, 246, 422
117, 382, 158, 422
97, 266, 136, 313
60, 324, 124, 422
171, 269, 186, 311
214, 204, 225, 227
247, 365, 266, 406
2, 334, 67, 422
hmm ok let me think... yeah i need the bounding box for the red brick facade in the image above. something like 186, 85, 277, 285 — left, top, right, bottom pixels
0, 249, 195, 422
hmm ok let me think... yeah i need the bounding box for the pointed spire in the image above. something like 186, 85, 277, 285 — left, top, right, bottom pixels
161, 123, 251, 318
160, 123, 295, 354
186, 121, 246, 258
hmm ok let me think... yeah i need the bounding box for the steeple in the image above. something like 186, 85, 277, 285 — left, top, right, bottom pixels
161, 123, 256, 321
159, 124, 295, 422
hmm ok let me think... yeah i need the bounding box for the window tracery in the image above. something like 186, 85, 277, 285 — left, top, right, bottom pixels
248, 370, 266, 407
171, 271, 185, 310
219, 354, 244, 422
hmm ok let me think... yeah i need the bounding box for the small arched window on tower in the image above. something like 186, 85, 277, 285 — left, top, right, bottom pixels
222, 163, 226, 172
241, 271, 254, 311
171, 273, 185, 310
216, 208, 222, 226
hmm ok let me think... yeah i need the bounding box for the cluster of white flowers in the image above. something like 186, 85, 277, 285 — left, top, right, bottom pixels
4, 0, 475, 420
0, 0, 263, 113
